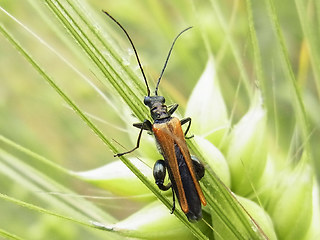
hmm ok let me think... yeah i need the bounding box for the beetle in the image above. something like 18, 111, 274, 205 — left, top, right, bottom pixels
103, 10, 206, 222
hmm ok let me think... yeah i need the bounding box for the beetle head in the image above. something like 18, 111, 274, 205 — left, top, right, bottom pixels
144, 96, 170, 120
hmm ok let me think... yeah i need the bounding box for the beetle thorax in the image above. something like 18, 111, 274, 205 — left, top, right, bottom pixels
150, 102, 169, 120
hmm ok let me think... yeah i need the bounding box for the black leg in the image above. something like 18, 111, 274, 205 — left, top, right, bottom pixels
191, 155, 205, 180
153, 160, 175, 213
170, 187, 176, 214
168, 103, 179, 116
153, 160, 171, 191
180, 117, 194, 139
133, 120, 152, 131
114, 120, 150, 157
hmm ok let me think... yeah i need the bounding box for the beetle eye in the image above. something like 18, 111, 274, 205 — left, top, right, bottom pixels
143, 96, 150, 103
144, 96, 151, 106
159, 96, 165, 103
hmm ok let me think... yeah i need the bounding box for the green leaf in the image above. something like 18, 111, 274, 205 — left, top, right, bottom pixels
74, 158, 154, 200
268, 162, 313, 240
185, 57, 228, 146
93, 202, 209, 240
226, 92, 267, 195
193, 135, 230, 187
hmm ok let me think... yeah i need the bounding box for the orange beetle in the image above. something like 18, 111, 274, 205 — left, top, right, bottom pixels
104, 11, 206, 221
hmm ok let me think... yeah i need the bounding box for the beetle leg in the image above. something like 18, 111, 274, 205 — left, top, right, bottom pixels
114, 120, 151, 157
133, 120, 152, 131
171, 187, 176, 214
153, 160, 171, 191
180, 117, 194, 139
191, 155, 205, 180
167, 103, 179, 116
153, 160, 177, 213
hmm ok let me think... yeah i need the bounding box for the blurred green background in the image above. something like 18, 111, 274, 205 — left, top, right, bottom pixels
0, 0, 319, 239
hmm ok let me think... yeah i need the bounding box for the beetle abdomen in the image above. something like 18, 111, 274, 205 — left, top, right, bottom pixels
172, 144, 202, 221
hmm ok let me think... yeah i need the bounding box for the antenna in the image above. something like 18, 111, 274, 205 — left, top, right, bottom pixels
102, 10, 151, 96
154, 26, 192, 96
